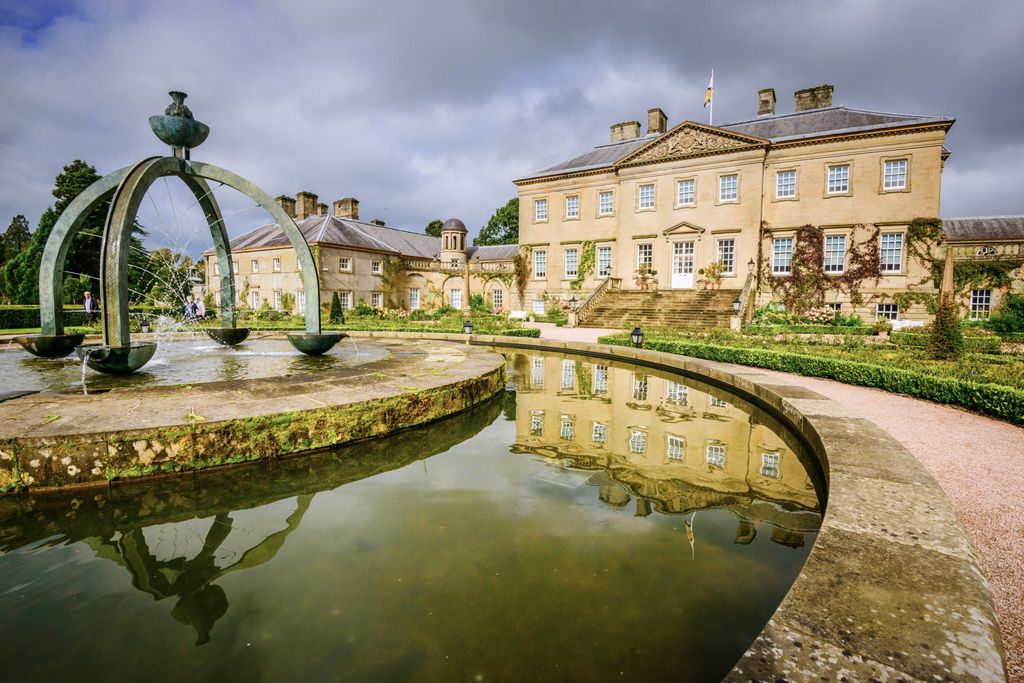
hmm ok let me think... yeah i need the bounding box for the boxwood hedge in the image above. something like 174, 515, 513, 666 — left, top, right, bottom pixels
747, 324, 875, 336
891, 330, 1002, 354
598, 333, 1024, 425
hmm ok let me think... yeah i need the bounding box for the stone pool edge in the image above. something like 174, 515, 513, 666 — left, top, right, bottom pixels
353, 331, 1007, 683
0, 342, 505, 494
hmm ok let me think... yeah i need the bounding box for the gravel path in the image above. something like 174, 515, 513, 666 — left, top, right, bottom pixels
751, 368, 1024, 682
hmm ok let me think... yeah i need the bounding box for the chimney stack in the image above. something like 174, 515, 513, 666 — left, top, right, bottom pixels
610, 120, 642, 143
647, 108, 667, 134
275, 194, 296, 218
757, 88, 776, 116
296, 191, 319, 220
794, 84, 834, 112
333, 197, 359, 220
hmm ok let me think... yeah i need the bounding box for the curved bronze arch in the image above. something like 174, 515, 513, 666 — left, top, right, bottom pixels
39, 163, 242, 335
97, 157, 321, 346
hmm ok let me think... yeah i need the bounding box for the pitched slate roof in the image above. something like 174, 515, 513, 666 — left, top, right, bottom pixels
468, 244, 518, 260
720, 106, 953, 143
518, 106, 953, 182
207, 215, 513, 261
942, 216, 1024, 242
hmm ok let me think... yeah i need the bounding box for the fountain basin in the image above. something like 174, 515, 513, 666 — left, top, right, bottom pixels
148, 115, 210, 149
75, 342, 158, 375
205, 327, 251, 346
287, 332, 347, 356
12, 333, 86, 358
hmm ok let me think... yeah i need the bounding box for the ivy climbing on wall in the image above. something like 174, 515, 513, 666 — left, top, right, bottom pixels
570, 240, 596, 291
761, 223, 881, 313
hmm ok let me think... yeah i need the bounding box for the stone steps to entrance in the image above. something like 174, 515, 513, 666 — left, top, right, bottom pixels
579, 289, 739, 329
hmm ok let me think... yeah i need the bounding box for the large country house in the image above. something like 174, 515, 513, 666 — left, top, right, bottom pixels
204, 192, 517, 314
515, 84, 1024, 327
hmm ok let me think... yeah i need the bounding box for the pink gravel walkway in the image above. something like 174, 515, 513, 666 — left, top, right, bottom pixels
744, 369, 1023, 682
545, 326, 1021, 679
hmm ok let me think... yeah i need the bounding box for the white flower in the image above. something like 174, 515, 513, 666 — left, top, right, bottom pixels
67, 465, 80, 476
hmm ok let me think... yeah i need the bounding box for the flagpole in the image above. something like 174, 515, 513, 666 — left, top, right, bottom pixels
709, 69, 714, 126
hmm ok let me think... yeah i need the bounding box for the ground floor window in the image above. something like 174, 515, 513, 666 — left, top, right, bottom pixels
339, 291, 352, 309
716, 239, 736, 275
629, 429, 647, 454
592, 421, 607, 443
705, 443, 726, 468
632, 374, 648, 402
273, 290, 282, 311
761, 452, 781, 478
409, 288, 420, 309
970, 289, 992, 320
667, 435, 685, 461
214, 291, 221, 306
597, 246, 612, 277
636, 243, 653, 270
560, 415, 574, 441
449, 289, 463, 309
531, 357, 545, 387
533, 299, 545, 315
826, 302, 842, 312
371, 292, 383, 308
593, 365, 608, 394
665, 381, 688, 405
530, 410, 544, 436
250, 290, 261, 309
561, 360, 575, 390
491, 288, 503, 308
297, 291, 305, 314
876, 303, 899, 321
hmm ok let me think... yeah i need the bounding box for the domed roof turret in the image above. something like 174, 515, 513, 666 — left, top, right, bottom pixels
442, 218, 467, 233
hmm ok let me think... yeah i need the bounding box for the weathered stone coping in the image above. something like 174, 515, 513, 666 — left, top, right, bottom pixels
352, 332, 1007, 683
0, 339, 504, 493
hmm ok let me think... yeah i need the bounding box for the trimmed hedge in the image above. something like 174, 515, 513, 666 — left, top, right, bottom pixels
891, 330, 1001, 354
0, 305, 180, 329
748, 324, 875, 336
598, 333, 1024, 426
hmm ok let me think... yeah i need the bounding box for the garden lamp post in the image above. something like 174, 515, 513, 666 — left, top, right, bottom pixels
733, 297, 741, 313
140, 318, 151, 334
631, 326, 644, 348
747, 257, 755, 274
463, 319, 473, 335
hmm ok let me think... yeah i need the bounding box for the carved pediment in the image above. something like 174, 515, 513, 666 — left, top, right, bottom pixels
618, 123, 766, 167
663, 221, 705, 236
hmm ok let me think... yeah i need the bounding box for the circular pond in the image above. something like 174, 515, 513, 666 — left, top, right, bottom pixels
0, 351, 823, 682
0, 335, 389, 393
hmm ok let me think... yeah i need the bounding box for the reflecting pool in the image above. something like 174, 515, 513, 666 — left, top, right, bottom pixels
0, 352, 823, 682
0, 337, 389, 393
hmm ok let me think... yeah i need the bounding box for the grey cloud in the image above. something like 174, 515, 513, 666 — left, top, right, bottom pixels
0, 0, 1021, 252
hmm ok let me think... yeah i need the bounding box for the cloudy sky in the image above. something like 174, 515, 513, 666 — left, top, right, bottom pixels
1, 0, 1022, 252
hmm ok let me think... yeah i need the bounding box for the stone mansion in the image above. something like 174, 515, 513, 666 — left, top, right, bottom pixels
206, 83, 1023, 326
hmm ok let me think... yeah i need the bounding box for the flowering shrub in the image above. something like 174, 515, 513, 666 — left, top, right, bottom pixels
805, 306, 837, 324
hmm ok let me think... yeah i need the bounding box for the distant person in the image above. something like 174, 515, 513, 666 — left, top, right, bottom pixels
196, 296, 206, 319
182, 295, 198, 322
83, 291, 98, 324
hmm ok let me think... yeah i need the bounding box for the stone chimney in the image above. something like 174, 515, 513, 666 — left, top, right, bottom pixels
275, 194, 296, 218
647, 108, 667, 134
610, 121, 642, 143
333, 197, 359, 220
296, 191, 319, 220
794, 84, 834, 112
317, 202, 328, 216
758, 88, 776, 116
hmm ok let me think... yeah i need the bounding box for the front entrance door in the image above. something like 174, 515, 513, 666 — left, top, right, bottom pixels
672, 241, 695, 288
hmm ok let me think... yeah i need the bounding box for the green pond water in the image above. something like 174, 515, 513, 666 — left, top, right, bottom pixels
0, 352, 823, 682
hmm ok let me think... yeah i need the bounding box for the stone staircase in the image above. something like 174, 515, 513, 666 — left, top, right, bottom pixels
578, 288, 738, 329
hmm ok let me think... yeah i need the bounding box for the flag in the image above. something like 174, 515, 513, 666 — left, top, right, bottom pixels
704, 70, 714, 108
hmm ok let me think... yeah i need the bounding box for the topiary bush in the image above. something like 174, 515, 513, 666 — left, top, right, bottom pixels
929, 293, 964, 360
989, 293, 1024, 336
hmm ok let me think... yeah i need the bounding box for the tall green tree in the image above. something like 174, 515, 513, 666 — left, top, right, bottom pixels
425, 219, 444, 237
3, 215, 31, 254
2, 160, 151, 304
474, 198, 519, 246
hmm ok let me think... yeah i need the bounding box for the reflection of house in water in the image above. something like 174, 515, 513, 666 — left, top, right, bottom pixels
510, 354, 822, 546
82, 495, 312, 645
